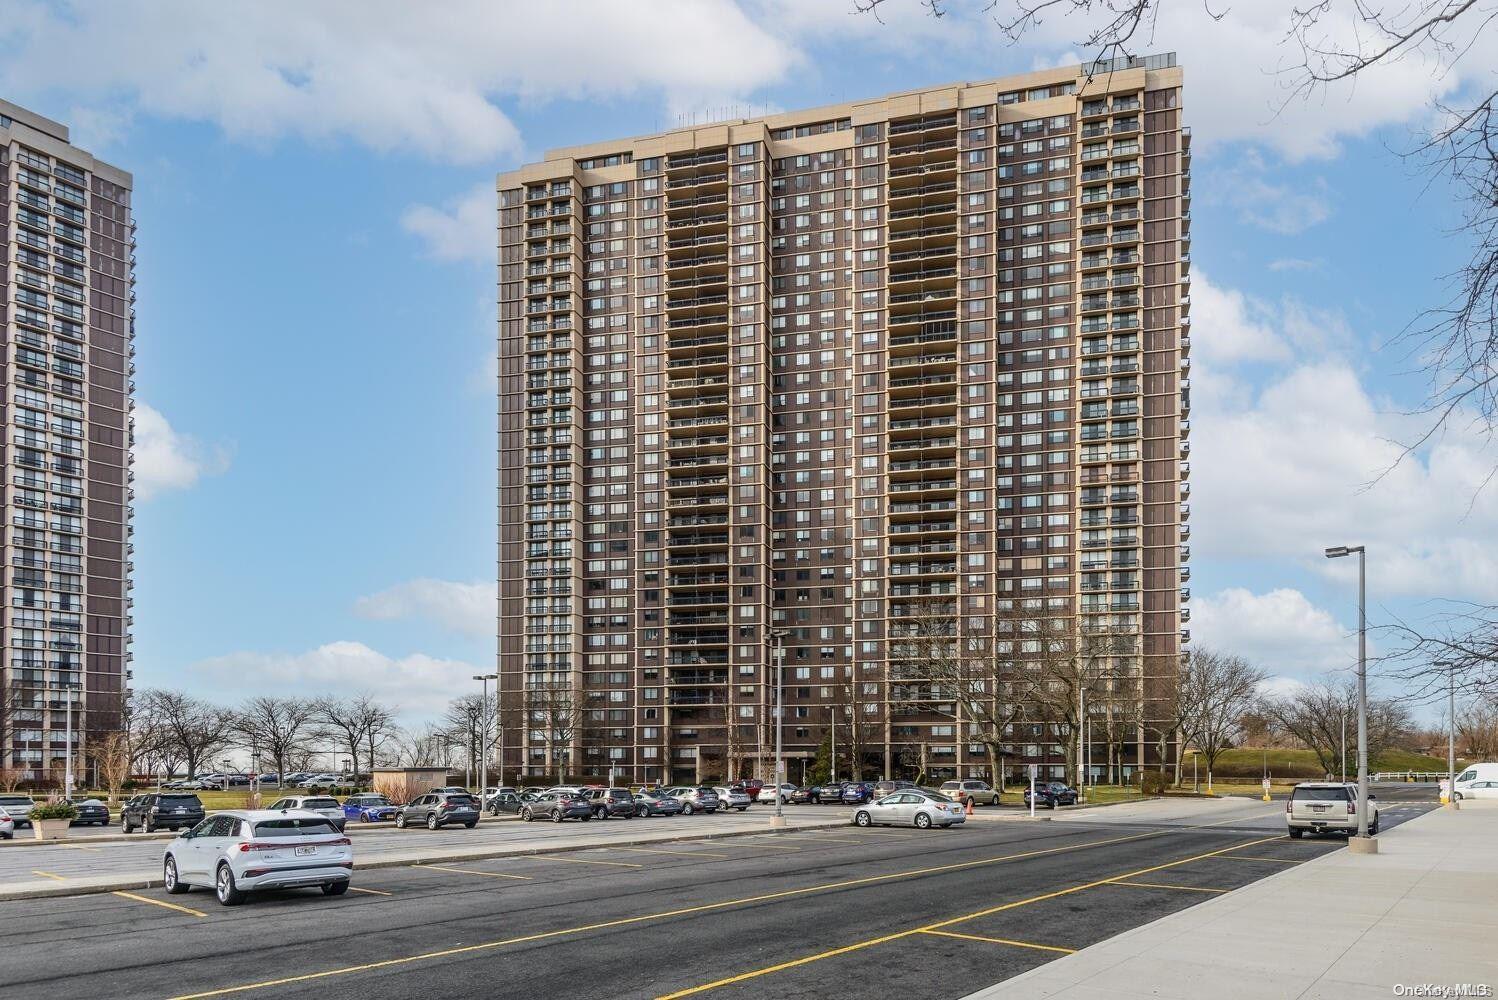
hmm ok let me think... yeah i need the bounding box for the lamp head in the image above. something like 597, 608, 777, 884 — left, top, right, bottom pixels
1324, 546, 1350, 559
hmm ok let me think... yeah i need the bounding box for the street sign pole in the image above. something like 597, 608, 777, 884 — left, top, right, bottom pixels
1029, 763, 1037, 819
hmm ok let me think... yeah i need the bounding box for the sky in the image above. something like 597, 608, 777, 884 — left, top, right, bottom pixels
2, 0, 1493, 724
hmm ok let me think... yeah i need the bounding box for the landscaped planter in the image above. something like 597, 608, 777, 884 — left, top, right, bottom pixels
31, 818, 71, 841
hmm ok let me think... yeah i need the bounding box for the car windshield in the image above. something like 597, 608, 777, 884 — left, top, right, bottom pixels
921, 791, 955, 803
445, 795, 477, 804
303, 798, 339, 809
1294, 787, 1351, 801
160, 795, 200, 806
253, 818, 339, 837
0, 796, 31, 805
357, 797, 390, 806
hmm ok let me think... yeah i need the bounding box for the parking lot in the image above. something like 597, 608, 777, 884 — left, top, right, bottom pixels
0, 794, 1436, 999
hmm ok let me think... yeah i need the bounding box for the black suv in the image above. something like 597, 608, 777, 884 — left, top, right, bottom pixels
585, 787, 637, 819
121, 793, 205, 833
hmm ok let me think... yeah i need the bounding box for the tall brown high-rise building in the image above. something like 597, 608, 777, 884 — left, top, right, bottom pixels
1, 101, 134, 785
498, 56, 1189, 788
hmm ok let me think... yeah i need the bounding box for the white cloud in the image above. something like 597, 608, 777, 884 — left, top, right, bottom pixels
0, 0, 797, 164
1193, 588, 1354, 678
1191, 316, 1498, 601
354, 579, 496, 639
193, 641, 480, 723
1268, 257, 1323, 273
131, 403, 230, 500
401, 184, 494, 262
1220, 170, 1332, 235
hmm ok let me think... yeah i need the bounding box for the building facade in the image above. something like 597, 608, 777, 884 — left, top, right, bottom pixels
498, 57, 1189, 787
0, 101, 134, 785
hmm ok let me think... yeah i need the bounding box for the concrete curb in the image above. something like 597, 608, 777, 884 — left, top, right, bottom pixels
0, 818, 852, 902
962, 795, 1163, 820
0, 814, 522, 849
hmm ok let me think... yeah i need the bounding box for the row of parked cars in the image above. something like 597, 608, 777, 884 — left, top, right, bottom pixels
164, 771, 356, 791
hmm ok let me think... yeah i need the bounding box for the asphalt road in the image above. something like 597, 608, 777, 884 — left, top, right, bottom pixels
0, 795, 1436, 1000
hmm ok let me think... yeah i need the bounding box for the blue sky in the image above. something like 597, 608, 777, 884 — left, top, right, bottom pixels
3, 0, 1492, 722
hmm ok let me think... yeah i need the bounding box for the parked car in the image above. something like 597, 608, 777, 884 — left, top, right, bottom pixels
297, 773, 344, 788
0, 794, 34, 828
872, 780, 917, 798
632, 791, 684, 817
853, 789, 967, 829
397, 792, 480, 830
939, 780, 1000, 806
163, 809, 353, 906
282, 772, 312, 785
265, 795, 347, 832
68, 798, 111, 826
519, 790, 592, 823
584, 787, 637, 819
806, 784, 842, 804
840, 782, 875, 805
713, 786, 752, 811
487, 790, 537, 816
1287, 782, 1380, 838
663, 786, 720, 815
482, 786, 516, 810
1452, 762, 1498, 801
757, 783, 800, 805
122, 793, 206, 833
733, 779, 765, 799
257, 773, 282, 786
341, 794, 398, 823
0, 808, 12, 840
1023, 782, 1079, 809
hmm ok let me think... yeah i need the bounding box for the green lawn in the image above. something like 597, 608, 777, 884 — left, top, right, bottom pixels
1196, 748, 1461, 780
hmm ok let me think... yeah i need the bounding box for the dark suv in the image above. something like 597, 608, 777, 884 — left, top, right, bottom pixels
122, 793, 205, 833
585, 787, 637, 819
396, 792, 480, 830
1023, 781, 1079, 808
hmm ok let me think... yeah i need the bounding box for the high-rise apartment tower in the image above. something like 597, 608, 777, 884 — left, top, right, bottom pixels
498, 56, 1189, 787
0, 101, 134, 784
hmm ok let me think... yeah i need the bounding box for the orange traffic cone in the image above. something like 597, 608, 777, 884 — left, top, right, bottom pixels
965, 796, 974, 816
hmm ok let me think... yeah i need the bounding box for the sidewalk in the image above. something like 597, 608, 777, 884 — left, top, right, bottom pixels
964, 803, 1498, 1000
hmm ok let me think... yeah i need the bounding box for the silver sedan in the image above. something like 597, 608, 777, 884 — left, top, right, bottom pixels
852, 790, 967, 829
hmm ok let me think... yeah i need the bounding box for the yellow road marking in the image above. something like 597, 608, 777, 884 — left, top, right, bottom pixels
167, 829, 1165, 999
412, 864, 532, 881
790, 835, 865, 845
523, 854, 644, 869
1215, 855, 1301, 864
612, 847, 731, 859
111, 890, 207, 918
1106, 880, 1228, 894
918, 929, 1076, 954
31, 870, 66, 881
655, 835, 1281, 999
345, 886, 393, 896
59, 843, 102, 852
735, 838, 803, 850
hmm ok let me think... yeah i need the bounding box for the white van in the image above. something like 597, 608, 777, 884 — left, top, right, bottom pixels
1453, 763, 1498, 800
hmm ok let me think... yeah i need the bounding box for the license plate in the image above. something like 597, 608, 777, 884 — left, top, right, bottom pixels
294, 845, 316, 856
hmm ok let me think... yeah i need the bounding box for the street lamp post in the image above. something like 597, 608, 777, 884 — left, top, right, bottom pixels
1445, 660, 1459, 810
473, 674, 499, 806
769, 629, 789, 829
1325, 544, 1375, 853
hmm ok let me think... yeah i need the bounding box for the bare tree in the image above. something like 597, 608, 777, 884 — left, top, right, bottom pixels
901, 599, 1050, 788
233, 697, 319, 782
140, 690, 235, 779
1177, 648, 1267, 792
96, 730, 133, 806
1457, 694, 1498, 758
525, 683, 588, 780
315, 694, 395, 780
1260, 678, 1415, 777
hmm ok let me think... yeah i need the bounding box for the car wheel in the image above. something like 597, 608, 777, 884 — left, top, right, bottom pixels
426, 813, 440, 831
521, 809, 534, 822
914, 812, 933, 829
122, 819, 133, 834
322, 881, 349, 896
551, 810, 564, 823
580, 813, 592, 822
143, 820, 156, 834
1369, 819, 1380, 835
682, 803, 694, 815
855, 810, 872, 828
464, 820, 477, 829
1288, 828, 1304, 839
215, 864, 245, 907
163, 856, 189, 894
1454, 792, 1464, 801
361, 813, 372, 823
395, 813, 408, 829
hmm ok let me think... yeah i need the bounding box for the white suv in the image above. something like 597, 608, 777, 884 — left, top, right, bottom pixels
1286, 782, 1380, 838
163, 810, 353, 906
265, 795, 347, 832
